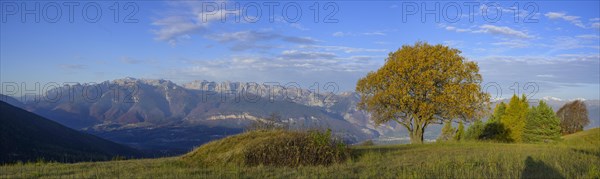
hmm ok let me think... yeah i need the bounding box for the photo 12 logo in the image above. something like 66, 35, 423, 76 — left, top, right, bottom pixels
401, 2, 539, 23
199, 1, 339, 23
0, 1, 340, 24
1, 1, 139, 23
484, 82, 541, 103
1, 81, 340, 104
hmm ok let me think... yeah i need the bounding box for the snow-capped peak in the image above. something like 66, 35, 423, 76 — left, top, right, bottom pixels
569, 97, 586, 101
491, 97, 507, 102
541, 96, 564, 101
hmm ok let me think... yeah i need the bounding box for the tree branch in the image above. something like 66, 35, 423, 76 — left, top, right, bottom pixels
393, 118, 411, 131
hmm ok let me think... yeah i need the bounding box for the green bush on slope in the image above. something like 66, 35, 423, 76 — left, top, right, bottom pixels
182, 129, 349, 167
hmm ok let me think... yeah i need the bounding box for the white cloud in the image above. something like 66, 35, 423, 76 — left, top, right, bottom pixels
280, 50, 337, 60
576, 34, 600, 39
209, 31, 279, 42
332, 32, 352, 37
536, 74, 555, 78
171, 48, 385, 73
440, 24, 531, 39
545, 12, 585, 28
476, 25, 532, 39
160, 51, 385, 90
444, 26, 470, 33
300, 45, 387, 53
491, 39, 530, 48
162, 44, 388, 86
480, 53, 599, 65
443, 40, 464, 47
556, 54, 600, 62
363, 31, 386, 36
477, 54, 599, 85
290, 23, 309, 31
592, 23, 600, 29
152, 1, 240, 45
543, 36, 600, 50
206, 30, 317, 51
152, 16, 205, 46
282, 37, 319, 44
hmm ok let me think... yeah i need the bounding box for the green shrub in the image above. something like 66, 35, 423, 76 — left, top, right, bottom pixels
183, 129, 349, 167
244, 129, 349, 167
465, 120, 484, 140
480, 122, 513, 142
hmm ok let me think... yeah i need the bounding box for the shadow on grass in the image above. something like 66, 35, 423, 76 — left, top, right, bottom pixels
521, 156, 564, 179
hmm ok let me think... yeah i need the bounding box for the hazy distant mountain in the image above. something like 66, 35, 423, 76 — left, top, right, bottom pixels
0, 101, 141, 163
14, 78, 404, 154
181, 80, 404, 136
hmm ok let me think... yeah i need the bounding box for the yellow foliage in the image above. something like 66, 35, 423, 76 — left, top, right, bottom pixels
356, 42, 490, 143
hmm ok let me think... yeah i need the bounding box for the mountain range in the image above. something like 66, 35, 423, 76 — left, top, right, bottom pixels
6, 78, 404, 154
2, 78, 598, 155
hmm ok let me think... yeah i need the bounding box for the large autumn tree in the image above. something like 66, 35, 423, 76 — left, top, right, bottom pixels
356, 42, 489, 144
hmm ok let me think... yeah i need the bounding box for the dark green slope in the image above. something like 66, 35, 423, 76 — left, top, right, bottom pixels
0, 101, 142, 163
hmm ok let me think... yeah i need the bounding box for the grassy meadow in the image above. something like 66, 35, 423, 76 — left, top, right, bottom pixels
1, 128, 599, 178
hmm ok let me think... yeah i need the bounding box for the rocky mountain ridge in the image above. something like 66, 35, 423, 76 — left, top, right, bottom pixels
11, 78, 404, 153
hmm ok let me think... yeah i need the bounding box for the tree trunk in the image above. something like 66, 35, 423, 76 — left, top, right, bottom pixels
409, 126, 424, 144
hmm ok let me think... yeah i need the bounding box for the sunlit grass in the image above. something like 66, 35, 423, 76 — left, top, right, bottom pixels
2, 129, 599, 178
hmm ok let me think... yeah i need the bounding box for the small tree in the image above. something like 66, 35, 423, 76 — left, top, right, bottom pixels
557, 100, 590, 135
438, 120, 455, 142
489, 102, 507, 123
465, 120, 484, 140
454, 121, 465, 141
501, 94, 529, 142
523, 101, 561, 143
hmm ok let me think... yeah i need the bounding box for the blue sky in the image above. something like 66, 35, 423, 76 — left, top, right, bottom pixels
1, 1, 599, 100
